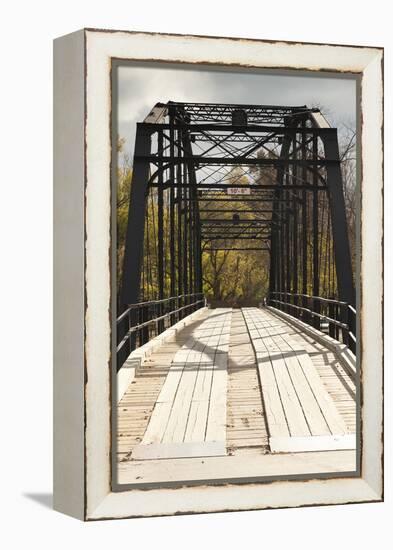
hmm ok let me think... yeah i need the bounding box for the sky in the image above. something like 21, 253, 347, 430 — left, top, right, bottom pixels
116, 62, 357, 160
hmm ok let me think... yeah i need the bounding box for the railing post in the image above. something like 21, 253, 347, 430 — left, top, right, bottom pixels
134, 307, 143, 349
131, 308, 137, 352
158, 300, 164, 334
301, 294, 306, 323
328, 300, 335, 338
313, 296, 320, 331
140, 304, 148, 345
348, 306, 356, 354
341, 304, 349, 346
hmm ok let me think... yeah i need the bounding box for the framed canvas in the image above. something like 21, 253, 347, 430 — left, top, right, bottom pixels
53, 28, 383, 520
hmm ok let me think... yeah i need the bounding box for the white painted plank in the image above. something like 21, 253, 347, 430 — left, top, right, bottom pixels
268, 351, 310, 437
162, 363, 200, 443
244, 307, 342, 446
120, 450, 357, 484
244, 307, 350, 446
184, 400, 210, 442
256, 352, 289, 438
192, 362, 214, 402
205, 353, 228, 442
269, 434, 356, 453
283, 352, 331, 436
156, 362, 185, 404
131, 441, 226, 460
296, 351, 348, 435
141, 401, 173, 445
137, 308, 232, 456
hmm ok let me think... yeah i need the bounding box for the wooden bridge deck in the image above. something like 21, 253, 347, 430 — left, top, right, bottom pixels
116, 306, 356, 479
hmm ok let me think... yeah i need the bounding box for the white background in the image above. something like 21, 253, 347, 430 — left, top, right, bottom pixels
1, 1, 391, 548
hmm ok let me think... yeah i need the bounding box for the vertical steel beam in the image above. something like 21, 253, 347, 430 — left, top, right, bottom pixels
285, 169, 291, 300
269, 133, 291, 298
292, 130, 298, 298
120, 123, 152, 307
189, 187, 194, 294
176, 128, 183, 298
301, 126, 308, 297
194, 190, 203, 293
157, 129, 164, 300
322, 130, 355, 305
183, 185, 189, 296
182, 130, 201, 294
189, 199, 194, 297
312, 135, 319, 298
169, 109, 176, 297
312, 135, 320, 328
280, 204, 285, 296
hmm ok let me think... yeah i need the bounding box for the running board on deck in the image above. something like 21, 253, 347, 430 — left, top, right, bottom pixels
132, 308, 232, 460
242, 307, 356, 454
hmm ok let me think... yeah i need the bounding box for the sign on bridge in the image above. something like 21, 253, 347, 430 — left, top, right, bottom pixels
227, 187, 251, 195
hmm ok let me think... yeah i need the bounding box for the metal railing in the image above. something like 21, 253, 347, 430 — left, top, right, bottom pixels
116, 293, 205, 371
268, 291, 356, 355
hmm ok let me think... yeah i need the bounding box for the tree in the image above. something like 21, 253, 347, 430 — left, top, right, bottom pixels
117, 138, 132, 292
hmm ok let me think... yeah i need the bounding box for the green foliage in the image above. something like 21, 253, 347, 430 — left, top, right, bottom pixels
202, 248, 269, 305
117, 138, 132, 291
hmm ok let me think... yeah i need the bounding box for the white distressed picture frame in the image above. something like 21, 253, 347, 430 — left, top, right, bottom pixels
53, 29, 383, 520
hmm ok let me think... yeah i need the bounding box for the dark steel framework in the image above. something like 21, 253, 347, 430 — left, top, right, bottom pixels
117, 101, 356, 367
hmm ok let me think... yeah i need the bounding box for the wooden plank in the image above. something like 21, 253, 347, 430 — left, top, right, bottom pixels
184, 400, 210, 442
268, 351, 310, 437
243, 307, 351, 451
131, 441, 226, 460
283, 352, 331, 436
162, 363, 200, 443
205, 353, 228, 442
269, 434, 356, 453
116, 309, 212, 460
256, 352, 289, 438
295, 351, 348, 435
119, 450, 357, 485
134, 308, 231, 457
140, 401, 173, 445
155, 362, 185, 404
192, 362, 214, 402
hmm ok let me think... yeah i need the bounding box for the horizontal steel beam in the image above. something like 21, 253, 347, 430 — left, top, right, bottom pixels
139, 155, 335, 166
203, 248, 270, 252
199, 209, 276, 213
191, 197, 300, 203
167, 100, 308, 110
140, 122, 334, 135
200, 219, 273, 224
150, 183, 326, 190
202, 236, 270, 240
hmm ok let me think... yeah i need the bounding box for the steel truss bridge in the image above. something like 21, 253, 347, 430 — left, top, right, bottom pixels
117, 101, 356, 369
